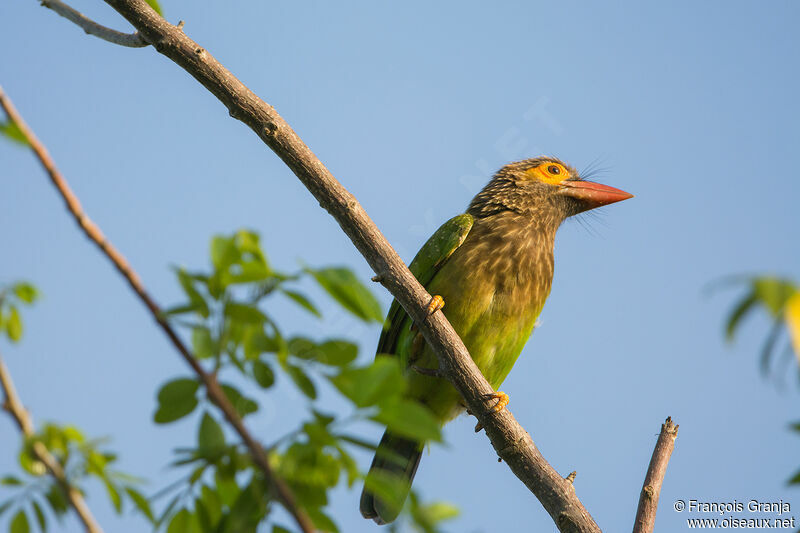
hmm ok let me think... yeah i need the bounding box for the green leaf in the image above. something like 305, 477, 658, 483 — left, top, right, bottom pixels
316, 339, 358, 366
338, 433, 378, 452
789, 468, 800, 485
163, 303, 206, 317
167, 508, 200, 533
287, 365, 317, 399
330, 357, 405, 408
307, 507, 340, 533
337, 445, 360, 487
197, 485, 222, 529
226, 261, 272, 284
273, 526, 293, 533
157, 494, 181, 528
243, 328, 280, 359
214, 470, 240, 507
175, 268, 210, 318
725, 291, 757, 341
44, 485, 68, 515
191, 327, 215, 359
307, 267, 383, 322
281, 289, 322, 318
288, 336, 316, 359
252, 360, 275, 388
289, 337, 357, 366
61, 425, 85, 443
222, 482, 266, 533
417, 501, 460, 524
125, 487, 155, 522
103, 478, 122, 513
373, 399, 442, 442
279, 443, 340, 488
220, 384, 258, 417
0, 475, 22, 485
224, 302, 267, 324
303, 421, 336, 447
12, 283, 38, 304
31, 501, 46, 532
211, 236, 238, 270
144, 0, 163, 16
753, 278, 797, 317
154, 378, 200, 424
6, 305, 22, 342
19, 446, 45, 476
10, 510, 29, 533
198, 412, 226, 457
0, 121, 29, 146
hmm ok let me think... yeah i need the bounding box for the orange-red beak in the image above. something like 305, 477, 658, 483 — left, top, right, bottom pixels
560, 180, 633, 211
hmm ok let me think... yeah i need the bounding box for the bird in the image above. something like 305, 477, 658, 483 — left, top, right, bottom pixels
359, 156, 632, 524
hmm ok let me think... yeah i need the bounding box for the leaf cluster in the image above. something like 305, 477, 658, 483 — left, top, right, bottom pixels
724, 276, 800, 377
1, 423, 148, 533
147, 230, 456, 532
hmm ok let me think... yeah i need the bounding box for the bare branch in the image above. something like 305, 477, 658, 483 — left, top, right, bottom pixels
0, 86, 316, 533
632, 417, 679, 533
0, 353, 104, 533
40, 0, 147, 48
90, 1, 603, 530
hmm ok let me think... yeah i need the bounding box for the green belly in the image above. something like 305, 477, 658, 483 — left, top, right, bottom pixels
400, 255, 547, 422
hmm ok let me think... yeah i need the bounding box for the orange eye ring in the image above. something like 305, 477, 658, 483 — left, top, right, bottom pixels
523, 161, 570, 184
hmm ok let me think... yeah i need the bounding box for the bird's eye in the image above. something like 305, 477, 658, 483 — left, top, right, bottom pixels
547, 165, 560, 175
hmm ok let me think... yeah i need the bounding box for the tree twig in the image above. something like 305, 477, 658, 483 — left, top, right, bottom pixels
0, 353, 104, 533
632, 417, 679, 533
0, 86, 316, 533
88, 1, 606, 530
39, 0, 147, 48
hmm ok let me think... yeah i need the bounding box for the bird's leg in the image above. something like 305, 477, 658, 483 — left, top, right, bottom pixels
411, 364, 442, 378
427, 295, 445, 315
473, 391, 510, 432
408, 332, 443, 377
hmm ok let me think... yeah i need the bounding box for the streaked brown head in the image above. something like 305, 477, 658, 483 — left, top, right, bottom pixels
467, 157, 632, 222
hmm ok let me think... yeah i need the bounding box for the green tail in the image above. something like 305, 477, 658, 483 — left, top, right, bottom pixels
359, 431, 423, 524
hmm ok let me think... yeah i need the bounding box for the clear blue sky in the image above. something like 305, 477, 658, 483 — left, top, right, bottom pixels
2, 1, 799, 531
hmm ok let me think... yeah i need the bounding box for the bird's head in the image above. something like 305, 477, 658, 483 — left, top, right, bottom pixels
467, 156, 632, 223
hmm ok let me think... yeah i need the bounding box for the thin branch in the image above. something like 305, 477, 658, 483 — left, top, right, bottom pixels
632, 417, 679, 533
39, 0, 147, 48
0, 353, 104, 533
88, 2, 605, 531
0, 87, 316, 533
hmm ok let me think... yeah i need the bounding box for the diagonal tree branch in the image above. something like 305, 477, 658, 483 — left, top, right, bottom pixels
0, 86, 316, 533
86, 1, 605, 531
0, 352, 104, 533
632, 417, 679, 533
39, 0, 147, 48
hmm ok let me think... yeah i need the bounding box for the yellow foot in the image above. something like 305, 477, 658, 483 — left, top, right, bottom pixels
427, 295, 445, 315
473, 391, 510, 432
486, 391, 509, 412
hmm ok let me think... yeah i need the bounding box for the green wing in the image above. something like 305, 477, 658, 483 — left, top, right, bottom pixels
376, 213, 474, 358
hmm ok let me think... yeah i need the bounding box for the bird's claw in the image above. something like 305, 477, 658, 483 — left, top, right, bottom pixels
485, 391, 509, 412
427, 295, 445, 315
473, 391, 510, 432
